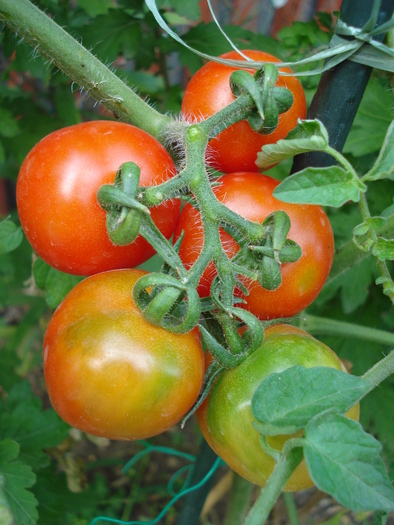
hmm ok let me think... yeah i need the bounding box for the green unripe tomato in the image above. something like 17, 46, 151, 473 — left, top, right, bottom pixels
196, 324, 360, 491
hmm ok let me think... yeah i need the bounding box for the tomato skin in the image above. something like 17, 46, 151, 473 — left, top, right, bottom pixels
173, 172, 334, 320
181, 50, 307, 173
196, 324, 360, 491
43, 269, 205, 440
17, 121, 180, 276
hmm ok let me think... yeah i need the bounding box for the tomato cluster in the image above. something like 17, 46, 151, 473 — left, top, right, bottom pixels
16, 50, 353, 492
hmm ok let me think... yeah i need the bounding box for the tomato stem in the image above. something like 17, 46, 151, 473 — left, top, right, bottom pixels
361, 349, 394, 391
283, 493, 301, 525
243, 441, 304, 525
0, 0, 171, 140
299, 315, 394, 347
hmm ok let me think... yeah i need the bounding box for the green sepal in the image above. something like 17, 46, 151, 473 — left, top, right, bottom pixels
250, 239, 302, 263
273, 87, 294, 114
133, 273, 201, 334
259, 256, 282, 290
230, 69, 265, 121
106, 207, 141, 246
263, 210, 291, 262
181, 360, 225, 428
97, 162, 150, 246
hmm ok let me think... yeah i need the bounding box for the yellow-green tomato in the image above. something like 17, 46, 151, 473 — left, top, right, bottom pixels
43, 269, 205, 440
196, 324, 360, 491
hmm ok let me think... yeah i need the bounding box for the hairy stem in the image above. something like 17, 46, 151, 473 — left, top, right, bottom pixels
361, 349, 394, 389
0, 0, 170, 139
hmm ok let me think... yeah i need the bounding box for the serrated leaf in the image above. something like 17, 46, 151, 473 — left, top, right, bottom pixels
256, 119, 328, 169
0, 220, 23, 254
79, 12, 142, 62
0, 439, 38, 525
372, 238, 394, 261
273, 166, 364, 207
251, 366, 369, 433
304, 413, 394, 512
0, 382, 70, 470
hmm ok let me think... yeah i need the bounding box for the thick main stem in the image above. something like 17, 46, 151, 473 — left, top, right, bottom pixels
0, 0, 170, 140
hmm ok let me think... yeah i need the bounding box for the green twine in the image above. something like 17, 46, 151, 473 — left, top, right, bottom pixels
88, 442, 224, 525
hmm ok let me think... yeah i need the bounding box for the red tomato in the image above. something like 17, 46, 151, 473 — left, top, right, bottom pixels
17, 121, 180, 275
181, 50, 307, 173
173, 172, 334, 320
43, 269, 205, 440
196, 324, 360, 491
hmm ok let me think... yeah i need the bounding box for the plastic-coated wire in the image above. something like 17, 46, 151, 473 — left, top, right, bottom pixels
167, 464, 195, 497
88, 457, 223, 525
122, 444, 196, 474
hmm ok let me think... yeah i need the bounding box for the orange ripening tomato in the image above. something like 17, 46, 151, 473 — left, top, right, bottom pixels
196, 324, 360, 491
173, 172, 334, 320
43, 269, 205, 440
17, 121, 180, 275
181, 50, 307, 173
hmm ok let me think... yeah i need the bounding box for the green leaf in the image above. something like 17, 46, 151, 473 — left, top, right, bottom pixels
33, 258, 82, 307
251, 366, 369, 433
32, 258, 50, 291
0, 439, 38, 525
44, 268, 82, 309
363, 120, 394, 181
0, 474, 14, 525
344, 79, 393, 158
77, 0, 114, 17
304, 413, 394, 512
372, 238, 394, 261
256, 119, 328, 169
79, 12, 142, 62
0, 220, 23, 254
0, 382, 70, 470
273, 166, 364, 207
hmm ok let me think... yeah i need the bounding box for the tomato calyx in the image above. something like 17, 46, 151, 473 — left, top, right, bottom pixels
132, 272, 201, 334
226, 210, 302, 292
229, 64, 294, 135
97, 162, 150, 246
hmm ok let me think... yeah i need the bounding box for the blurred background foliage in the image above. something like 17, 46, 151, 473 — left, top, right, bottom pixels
0, 0, 393, 524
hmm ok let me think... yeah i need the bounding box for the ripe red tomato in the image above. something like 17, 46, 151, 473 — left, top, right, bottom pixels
17, 121, 180, 276
43, 269, 205, 440
173, 172, 334, 320
196, 324, 360, 491
181, 50, 307, 173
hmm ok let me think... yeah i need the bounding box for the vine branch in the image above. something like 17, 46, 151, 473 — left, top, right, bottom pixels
0, 0, 171, 140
